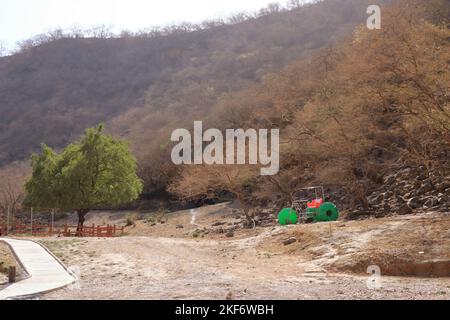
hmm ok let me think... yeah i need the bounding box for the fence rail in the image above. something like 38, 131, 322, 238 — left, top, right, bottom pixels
0, 223, 124, 237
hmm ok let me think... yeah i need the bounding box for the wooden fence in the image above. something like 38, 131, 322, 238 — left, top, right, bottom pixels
0, 223, 124, 237
59, 224, 124, 237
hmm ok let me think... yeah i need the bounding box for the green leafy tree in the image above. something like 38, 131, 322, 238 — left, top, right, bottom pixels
24, 125, 143, 232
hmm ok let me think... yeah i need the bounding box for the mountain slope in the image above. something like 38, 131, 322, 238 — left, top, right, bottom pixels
0, 0, 389, 166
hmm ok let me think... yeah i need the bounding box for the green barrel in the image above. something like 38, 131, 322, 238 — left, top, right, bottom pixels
314, 202, 339, 222
278, 208, 298, 225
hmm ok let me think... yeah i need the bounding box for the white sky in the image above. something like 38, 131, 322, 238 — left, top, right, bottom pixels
0, 0, 305, 51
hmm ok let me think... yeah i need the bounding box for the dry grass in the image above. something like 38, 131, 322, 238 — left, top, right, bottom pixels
0, 242, 25, 285
258, 213, 450, 277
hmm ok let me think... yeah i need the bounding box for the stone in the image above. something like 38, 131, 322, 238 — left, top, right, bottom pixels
283, 237, 297, 246
176, 224, 184, 229
437, 194, 448, 204
436, 182, 450, 192
407, 197, 422, 209
413, 179, 422, 188
418, 182, 433, 195
384, 175, 396, 185
384, 191, 394, 198
398, 204, 412, 215
368, 193, 381, 205
225, 231, 235, 238
423, 197, 438, 209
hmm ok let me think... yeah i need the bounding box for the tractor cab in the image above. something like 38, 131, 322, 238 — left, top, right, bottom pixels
307, 198, 323, 209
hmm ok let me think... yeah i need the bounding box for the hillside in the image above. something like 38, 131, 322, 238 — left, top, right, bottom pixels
170, 0, 450, 212
0, 0, 389, 167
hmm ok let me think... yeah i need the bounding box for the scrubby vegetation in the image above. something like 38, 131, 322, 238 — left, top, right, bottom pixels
170, 0, 450, 212
0, 0, 386, 166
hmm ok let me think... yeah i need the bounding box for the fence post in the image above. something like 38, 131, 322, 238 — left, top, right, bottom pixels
51, 209, 55, 236
6, 205, 10, 236
8, 266, 16, 283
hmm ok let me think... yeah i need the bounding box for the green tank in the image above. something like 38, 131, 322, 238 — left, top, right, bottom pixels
306, 203, 339, 222
315, 202, 339, 222
278, 208, 298, 225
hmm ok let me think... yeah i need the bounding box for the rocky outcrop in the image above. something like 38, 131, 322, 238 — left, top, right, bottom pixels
366, 166, 449, 215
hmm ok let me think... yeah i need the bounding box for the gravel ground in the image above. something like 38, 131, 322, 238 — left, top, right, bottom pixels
35, 212, 450, 300
1, 204, 446, 300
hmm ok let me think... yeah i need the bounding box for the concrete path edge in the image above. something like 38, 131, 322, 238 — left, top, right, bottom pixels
0, 238, 77, 300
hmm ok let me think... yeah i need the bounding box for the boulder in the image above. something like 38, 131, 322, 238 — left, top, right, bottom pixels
407, 197, 423, 209
283, 237, 297, 246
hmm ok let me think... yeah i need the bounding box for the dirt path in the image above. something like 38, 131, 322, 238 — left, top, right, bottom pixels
39, 225, 449, 299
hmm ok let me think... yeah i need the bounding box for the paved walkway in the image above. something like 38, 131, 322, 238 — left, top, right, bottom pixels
0, 238, 75, 299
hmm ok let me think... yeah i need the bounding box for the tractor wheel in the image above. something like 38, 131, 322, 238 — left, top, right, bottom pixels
278, 208, 298, 225
315, 203, 339, 222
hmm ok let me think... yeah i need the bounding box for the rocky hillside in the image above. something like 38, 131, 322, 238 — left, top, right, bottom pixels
366, 166, 450, 216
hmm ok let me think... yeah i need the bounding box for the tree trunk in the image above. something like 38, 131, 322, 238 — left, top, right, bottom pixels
76, 209, 89, 236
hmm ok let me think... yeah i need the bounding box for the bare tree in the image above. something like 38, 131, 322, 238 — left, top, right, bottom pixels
0, 41, 7, 57
0, 163, 27, 223
267, 2, 282, 13
88, 25, 113, 38
228, 12, 249, 24
287, 0, 302, 9
169, 165, 260, 227
69, 25, 86, 38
